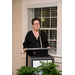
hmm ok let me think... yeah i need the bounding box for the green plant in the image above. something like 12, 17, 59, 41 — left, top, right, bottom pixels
16, 66, 37, 75
16, 61, 62, 75
37, 61, 62, 75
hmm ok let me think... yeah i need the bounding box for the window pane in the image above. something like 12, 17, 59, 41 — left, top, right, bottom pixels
40, 18, 42, 28
51, 7, 57, 17
50, 30, 57, 40
51, 18, 57, 28
42, 18, 50, 28
42, 7, 50, 17
41, 30, 48, 39
38, 18, 41, 28
34, 8, 41, 17
49, 41, 57, 48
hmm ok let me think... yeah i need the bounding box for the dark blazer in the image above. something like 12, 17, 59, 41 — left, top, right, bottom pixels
23, 30, 49, 49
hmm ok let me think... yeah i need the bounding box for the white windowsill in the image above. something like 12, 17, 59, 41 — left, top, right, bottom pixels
21, 50, 62, 63
21, 51, 62, 58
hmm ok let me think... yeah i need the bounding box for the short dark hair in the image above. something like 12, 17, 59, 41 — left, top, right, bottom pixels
31, 18, 41, 25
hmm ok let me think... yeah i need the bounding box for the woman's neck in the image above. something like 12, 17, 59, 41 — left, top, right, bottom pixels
33, 29, 39, 32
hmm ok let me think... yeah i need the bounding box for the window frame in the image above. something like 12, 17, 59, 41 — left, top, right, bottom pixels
22, 1, 62, 56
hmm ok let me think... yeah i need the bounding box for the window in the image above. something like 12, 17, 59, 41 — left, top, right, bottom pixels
22, 1, 62, 56
33, 7, 57, 51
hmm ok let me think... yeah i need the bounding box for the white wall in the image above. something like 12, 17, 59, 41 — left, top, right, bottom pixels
12, 0, 26, 75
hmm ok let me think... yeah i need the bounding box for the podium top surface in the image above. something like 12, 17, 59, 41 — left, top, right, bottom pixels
26, 48, 56, 50
29, 54, 54, 59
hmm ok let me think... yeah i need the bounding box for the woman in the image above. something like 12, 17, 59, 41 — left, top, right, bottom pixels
23, 18, 50, 52
23, 18, 50, 66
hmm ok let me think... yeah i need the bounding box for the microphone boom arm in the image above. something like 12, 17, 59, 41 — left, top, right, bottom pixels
39, 35, 42, 48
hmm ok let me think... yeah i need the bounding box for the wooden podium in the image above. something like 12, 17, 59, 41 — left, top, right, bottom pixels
25, 48, 56, 67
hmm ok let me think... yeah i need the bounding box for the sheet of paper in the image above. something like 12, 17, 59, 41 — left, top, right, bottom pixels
33, 60, 52, 67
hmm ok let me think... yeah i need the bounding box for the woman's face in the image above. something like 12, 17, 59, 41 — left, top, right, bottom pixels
32, 20, 40, 30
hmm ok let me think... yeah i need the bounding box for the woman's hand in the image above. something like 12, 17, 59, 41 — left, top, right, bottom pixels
47, 47, 50, 48
23, 48, 27, 52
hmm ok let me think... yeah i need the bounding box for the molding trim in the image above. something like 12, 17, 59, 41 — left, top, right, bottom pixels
27, 2, 57, 8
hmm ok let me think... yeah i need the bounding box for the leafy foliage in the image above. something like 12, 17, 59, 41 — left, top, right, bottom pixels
38, 61, 62, 75
16, 61, 62, 75
16, 66, 37, 75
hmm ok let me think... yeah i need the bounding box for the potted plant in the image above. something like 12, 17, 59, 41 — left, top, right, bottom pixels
37, 61, 62, 75
16, 61, 62, 75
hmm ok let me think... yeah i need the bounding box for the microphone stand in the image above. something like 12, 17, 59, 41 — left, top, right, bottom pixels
39, 29, 42, 48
